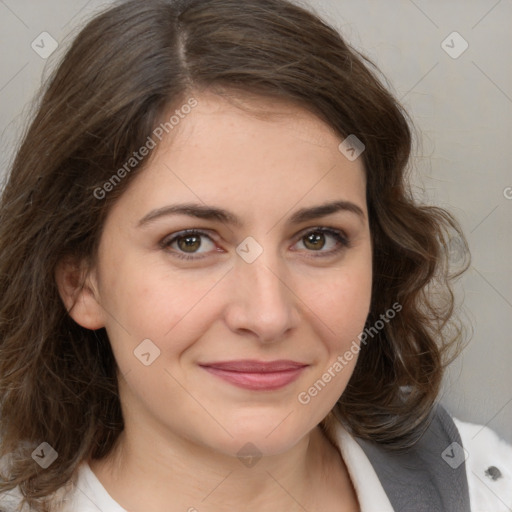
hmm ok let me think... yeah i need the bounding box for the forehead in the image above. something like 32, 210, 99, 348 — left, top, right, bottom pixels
110, 91, 367, 223
162, 91, 348, 160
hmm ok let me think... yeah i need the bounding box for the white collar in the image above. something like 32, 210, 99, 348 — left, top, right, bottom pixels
331, 421, 394, 512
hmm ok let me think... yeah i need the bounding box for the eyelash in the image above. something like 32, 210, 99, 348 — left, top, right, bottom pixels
160, 227, 351, 261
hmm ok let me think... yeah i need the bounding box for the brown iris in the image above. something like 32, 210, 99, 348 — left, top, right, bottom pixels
177, 234, 202, 253
303, 231, 326, 250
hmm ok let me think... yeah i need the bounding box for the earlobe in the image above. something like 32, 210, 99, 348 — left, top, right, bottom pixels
54, 257, 106, 330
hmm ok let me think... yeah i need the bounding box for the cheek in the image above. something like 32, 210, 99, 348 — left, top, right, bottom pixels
334, 279, 371, 341
294, 268, 371, 413
97, 254, 229, 361
303, 259, 372, 381
305, 261, 372, 342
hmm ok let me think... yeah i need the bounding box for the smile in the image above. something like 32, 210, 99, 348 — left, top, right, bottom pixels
199, 360, 308, 391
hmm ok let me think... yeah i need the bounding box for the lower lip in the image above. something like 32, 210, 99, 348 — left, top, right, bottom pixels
201, 366, 307, 391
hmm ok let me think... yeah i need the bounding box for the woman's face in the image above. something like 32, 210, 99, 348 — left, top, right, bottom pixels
82, 92, 372, 458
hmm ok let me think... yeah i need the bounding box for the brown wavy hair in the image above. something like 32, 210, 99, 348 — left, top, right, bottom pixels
0, 0, 469, 509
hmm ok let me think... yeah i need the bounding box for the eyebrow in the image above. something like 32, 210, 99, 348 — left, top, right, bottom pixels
137, 200, 365, 228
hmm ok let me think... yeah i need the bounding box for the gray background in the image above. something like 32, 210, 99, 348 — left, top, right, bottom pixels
0, 0, 511, 443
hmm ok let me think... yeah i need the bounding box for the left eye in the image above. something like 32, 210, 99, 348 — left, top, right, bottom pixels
292, 228, 349, 255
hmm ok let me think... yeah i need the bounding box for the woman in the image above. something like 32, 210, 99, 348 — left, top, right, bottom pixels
0, 0, 510, 511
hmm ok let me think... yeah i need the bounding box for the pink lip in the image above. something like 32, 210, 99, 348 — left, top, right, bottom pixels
199, 360, 308, 391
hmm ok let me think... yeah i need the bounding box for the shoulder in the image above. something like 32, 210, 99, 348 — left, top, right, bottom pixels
453, 417, 512, 512
351, 403, 471, 511
350, 403, 510, 512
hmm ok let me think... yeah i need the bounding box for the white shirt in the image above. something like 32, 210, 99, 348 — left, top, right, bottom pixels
1, 419, 511, 511
453, 418, 512, 512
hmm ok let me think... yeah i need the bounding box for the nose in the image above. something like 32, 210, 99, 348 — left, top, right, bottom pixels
224, 253, 300, 343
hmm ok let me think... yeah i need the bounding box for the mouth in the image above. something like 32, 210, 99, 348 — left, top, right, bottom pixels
198, 360, 308, 391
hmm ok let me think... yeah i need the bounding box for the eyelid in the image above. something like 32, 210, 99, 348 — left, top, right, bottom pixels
294, 225, 349, 244
160, 228, 218, 245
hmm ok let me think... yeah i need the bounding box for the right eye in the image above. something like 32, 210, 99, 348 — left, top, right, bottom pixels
160, 229, 220, 260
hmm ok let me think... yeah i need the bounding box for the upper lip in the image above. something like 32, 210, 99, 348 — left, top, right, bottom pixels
199, 360, 308, 373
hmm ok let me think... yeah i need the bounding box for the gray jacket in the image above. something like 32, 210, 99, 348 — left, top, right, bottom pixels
356, 405, 470, 511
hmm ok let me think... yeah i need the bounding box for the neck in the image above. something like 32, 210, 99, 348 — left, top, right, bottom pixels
89, 422, 352, 512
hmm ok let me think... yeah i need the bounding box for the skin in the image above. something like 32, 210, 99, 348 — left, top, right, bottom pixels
57, 91, 372, 512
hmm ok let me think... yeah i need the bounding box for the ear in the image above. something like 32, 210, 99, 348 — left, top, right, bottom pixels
55, 256, 106, 330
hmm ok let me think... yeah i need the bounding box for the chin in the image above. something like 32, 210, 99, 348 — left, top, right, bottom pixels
201, 411, 317, 459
